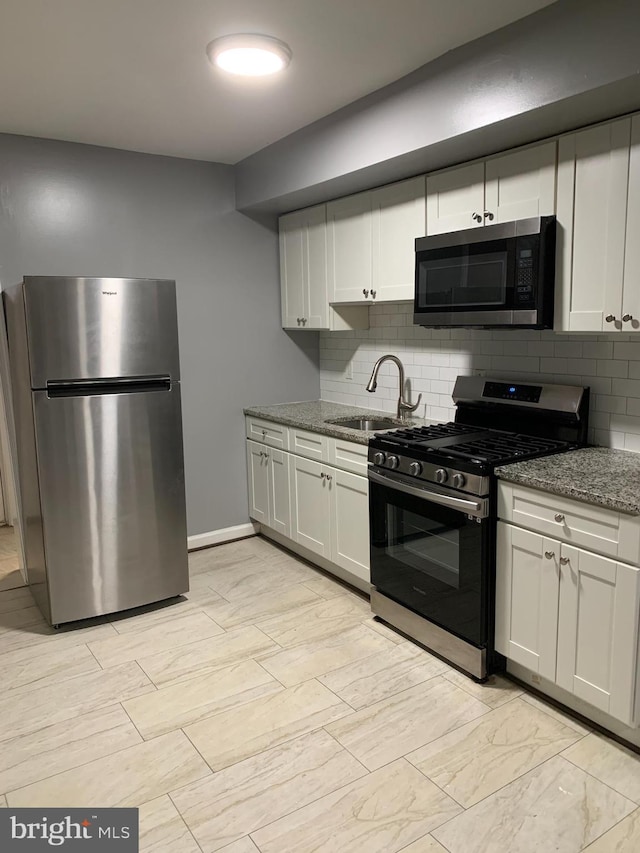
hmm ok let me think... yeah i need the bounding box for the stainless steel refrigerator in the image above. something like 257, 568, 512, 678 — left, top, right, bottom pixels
3, 276, 189, 626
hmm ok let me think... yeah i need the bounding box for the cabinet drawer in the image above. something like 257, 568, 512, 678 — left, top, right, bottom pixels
245, 417, 289, 450
289, 427, 329, 461
498, 482, 640, 565
327, 437, 369, 475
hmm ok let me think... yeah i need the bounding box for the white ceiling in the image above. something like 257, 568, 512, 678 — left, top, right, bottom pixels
0, 0, 557, 164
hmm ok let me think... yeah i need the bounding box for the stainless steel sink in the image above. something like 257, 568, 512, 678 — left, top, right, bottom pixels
327, 416, 400, 431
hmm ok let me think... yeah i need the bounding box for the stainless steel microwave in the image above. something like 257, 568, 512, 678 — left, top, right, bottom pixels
414, 215, 556, 329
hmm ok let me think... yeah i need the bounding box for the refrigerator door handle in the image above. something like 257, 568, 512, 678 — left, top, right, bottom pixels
46, 375, 172, 397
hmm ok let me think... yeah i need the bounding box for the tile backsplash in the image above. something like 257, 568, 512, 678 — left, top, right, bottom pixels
320, 302, 640, 450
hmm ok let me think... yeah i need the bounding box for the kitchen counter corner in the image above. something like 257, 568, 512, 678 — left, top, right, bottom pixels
496, 446, 640, 515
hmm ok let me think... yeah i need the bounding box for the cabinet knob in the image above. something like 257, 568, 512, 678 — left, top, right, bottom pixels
623, 314, 633, 322
484, 211, 495, 221
559, 556, 570, 566
301, 317, 307, 325
554, 513, 565, 523
320, 472, 326, 479
544, 550, 555, 560
605, 314, 616, 323
472, 212, 482, 222
363, 289, 370, 298
371, 290, 376, 299
326, 473, 332, 481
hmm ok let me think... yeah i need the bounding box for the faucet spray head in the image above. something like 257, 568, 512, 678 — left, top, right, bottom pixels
366, 378, 377, 392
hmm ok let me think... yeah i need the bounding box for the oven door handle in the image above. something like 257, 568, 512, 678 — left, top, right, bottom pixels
368, 469, 486, 516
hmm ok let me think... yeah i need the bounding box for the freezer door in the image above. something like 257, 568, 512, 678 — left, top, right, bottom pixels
32, 382, 188, 624
23, 277, 180, 387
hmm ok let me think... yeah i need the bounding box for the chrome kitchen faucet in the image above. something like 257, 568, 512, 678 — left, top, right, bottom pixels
366, 354, 422, 421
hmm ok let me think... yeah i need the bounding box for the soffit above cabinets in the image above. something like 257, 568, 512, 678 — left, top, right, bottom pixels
0, 0, 555, 163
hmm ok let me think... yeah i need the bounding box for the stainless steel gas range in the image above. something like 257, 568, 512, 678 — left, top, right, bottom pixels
367, 375, 589, 681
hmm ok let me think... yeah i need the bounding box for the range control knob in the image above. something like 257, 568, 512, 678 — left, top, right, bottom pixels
408, 461, 423, 477
373, 452, 386, 466
387, 455, 400, 470
435, 468, 448, 484
452, 473, 466, 489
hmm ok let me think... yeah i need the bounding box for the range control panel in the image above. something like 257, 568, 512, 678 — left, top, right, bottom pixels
483, 381, 542, 403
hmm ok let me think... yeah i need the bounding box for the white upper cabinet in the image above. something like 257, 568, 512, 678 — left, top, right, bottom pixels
426, 141, 557, 235
555, 118, 631, 332
328, 177, 426, 304
485, 142, 557, 222
279, 204, 368, 331
371, 176, 426, 301
426, 162, 485, 234
280, 204, 328, 329
622, 115, 640, 330
327, 192, 373, 303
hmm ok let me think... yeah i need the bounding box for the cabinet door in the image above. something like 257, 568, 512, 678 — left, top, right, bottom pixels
267, 448, 291, 537
279, 206, 328, 330
327, 193, 373, 303
289, 455, 331, 558
329, 468, 370, 584
246, 440, 269, 525
279, 210, 307, 329
304, 204, 329, 328
426, 162, 485, 235
556, 546, 640, 725
371, 177, 426, 301
484, 141, 557, 223
622, 115, 640, 331
556, 119, 630, 332
495, 522, 559, 680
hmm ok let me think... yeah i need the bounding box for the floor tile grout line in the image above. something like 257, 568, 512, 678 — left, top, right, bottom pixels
561, 750, 640, 807
0, 701, 150, 801
321, 727, 371, 774
85, 642, 105, 670
135, 791, 206, 853
578, 804, 640, 852
519, 692, 593, 737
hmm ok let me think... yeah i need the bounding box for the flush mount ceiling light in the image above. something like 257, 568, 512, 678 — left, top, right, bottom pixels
206, 34, 292, 77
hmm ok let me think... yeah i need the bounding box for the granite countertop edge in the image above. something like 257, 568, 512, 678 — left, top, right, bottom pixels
496, 447, 640, 516
243, 399, 427, 445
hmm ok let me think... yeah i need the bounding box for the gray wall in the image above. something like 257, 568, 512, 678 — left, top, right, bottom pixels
0, 134, 320, 536
236, 0, 640, 214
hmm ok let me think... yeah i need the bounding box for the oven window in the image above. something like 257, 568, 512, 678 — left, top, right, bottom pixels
369, 479, 488, 646
418, 251, 507, 308
386, 508, 460, 589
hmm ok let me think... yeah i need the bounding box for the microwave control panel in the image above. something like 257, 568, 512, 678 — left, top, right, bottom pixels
516, 247, 535, 303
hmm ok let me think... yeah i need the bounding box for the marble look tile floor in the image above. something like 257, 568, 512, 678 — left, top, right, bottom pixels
0, 525, 23, 592
0, 534, 638, 852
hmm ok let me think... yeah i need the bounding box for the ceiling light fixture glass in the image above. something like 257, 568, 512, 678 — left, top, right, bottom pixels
206, 34, 292, 77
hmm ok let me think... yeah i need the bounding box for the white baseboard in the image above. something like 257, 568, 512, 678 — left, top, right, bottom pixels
187, 521, 259, 551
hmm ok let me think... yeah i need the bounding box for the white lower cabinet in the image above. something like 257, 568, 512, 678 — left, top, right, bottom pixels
289, 455, 332, 558
246, 419, 370, 586
330, 468, 370, 584
246, 440, 291, 537
289, 455, 370, 581
495, 522, 559, 681
496, 517, 640, 726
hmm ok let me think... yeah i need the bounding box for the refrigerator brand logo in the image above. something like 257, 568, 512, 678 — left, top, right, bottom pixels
1, 809, 138, 850
102, 290, 118, 295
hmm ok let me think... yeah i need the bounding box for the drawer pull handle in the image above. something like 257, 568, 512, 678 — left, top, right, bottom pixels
559, 556, 570, 566
544, 551, 555, 560
554, 513, 565, 523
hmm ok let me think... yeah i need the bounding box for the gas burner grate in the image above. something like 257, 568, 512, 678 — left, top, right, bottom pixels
385, 422, 478, 442
443, 434, 568, 464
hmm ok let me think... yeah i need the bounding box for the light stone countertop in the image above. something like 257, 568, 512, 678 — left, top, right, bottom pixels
243, 400, 428, 445
496, 446, 640, 515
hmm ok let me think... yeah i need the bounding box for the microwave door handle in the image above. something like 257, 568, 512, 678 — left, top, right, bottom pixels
368, 469, 484, 514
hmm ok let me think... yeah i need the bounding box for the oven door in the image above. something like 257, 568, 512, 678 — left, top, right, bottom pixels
369, 468, 491, 648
